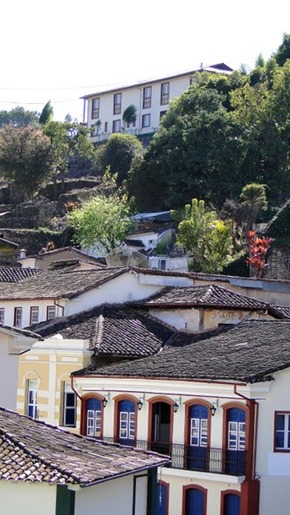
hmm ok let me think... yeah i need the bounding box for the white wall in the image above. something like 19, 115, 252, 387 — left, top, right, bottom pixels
66, 271, 161, 315
75, 473, 147, 515
87, 73, 192, 142
0, 335, 19, 410
0, 481, 56, 515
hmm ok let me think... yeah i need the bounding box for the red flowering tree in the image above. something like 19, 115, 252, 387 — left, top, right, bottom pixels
246, 230, 273, 277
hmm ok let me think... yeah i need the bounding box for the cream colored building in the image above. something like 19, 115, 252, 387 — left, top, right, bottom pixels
71, 319, 290, 515
82, 63, 232, 143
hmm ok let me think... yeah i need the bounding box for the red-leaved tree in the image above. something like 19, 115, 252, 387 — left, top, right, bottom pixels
246, 230, 273, 277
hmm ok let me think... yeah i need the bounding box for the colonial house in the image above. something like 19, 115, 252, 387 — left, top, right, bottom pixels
18, 246, 104, 270
0, 266, 162, 328
0, 324, 40, 410
131, 283, 276, 331
17, 305, 174, 427
71, 319, 290, 515
81, 63, 233, 144
0, 407, 169, 515
0, 280, 169, 515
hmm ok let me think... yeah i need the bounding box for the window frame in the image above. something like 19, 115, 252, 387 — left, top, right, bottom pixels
274, 411, 290, 452
46, 305, 56, 321
143, 86, 152, 109
30, 306, 39, 325
112, 119, 121, 133
113, 93, 122, 115
27, 379, 38, 419
0, 307, 5, 324
91, 97, 100, 119
62, 382, 77, 428
14, 307, 22, 327
142, 113, 151, 128
160, 82, 170, 105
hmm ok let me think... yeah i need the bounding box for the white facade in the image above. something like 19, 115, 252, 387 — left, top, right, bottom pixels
75, 474, 148, 515
73, 364, 290, 515
0, 468, 149, 515
0, 270, 161, 329
0, 327, 38, 410
0, 482, 56, 515
83, 65, 231, 143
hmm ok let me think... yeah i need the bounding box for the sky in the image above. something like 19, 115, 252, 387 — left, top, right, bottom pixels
1, 0, 290, 122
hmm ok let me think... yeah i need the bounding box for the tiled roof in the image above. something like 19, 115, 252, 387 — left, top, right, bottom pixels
0, 408, 169, 485
268, 305, 290, 319
0, 267, 128, 300
30, 304, 174, 358
134, 284, 269, 310
73, 320, 290, 383
0, 267, 38, 283
0, 323, 42, 340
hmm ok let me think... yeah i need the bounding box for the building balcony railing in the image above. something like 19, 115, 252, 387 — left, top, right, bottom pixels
103, 438, 246, 477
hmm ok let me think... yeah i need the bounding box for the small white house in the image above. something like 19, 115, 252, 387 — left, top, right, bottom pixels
0, 407, 170, 515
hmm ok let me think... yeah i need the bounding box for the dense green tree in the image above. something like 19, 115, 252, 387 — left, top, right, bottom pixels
67, 193, 132, 253
0, 125, 55, 197
97, 133, 144, 185
273, 33, 290, 67
43, 121, 97, 175
128, 80, 244, 211
0, 106, 39, 127
240, 183, 268, 229
39, 101, 54, 125
176, 198, 234, 273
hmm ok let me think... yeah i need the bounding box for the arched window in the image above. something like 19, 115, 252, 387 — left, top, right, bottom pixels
221, 491, 241, 515
116, 398, 137, 446
225, 407, 246, 475
186, 403, 210, 472
149, 398, 173, 456
183, 485, 207, 515
81, 396, 103, 438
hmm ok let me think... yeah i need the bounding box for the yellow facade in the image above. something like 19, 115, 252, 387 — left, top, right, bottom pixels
17, 338, 91, 432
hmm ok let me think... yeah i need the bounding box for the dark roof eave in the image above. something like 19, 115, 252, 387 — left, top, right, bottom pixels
80, 459, 171, 488
135, 302, 268, 311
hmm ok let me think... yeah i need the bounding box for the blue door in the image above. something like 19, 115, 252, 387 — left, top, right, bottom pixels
224, 493, 240, 515
185, 487, 205, 515
226, 408, 245, 475
118, 399, 136, 446
86, 398, 102, 438
187, 404, 208, 471
156, 482, 168, 515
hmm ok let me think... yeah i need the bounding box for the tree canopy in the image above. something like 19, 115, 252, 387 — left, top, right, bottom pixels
97, 133, 144, 185
0, 106, 39, 128
67, 193, 132, 253
0, 125, 55, 197
175, 198, 234, 273
128, 37, 290, 213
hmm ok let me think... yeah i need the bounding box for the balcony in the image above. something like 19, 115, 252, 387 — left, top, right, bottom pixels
104, 438, 246, 477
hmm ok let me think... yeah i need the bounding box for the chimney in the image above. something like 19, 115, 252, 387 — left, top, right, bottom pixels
18, 249, 27, 259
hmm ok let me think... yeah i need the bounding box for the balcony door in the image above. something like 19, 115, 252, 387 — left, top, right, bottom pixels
117, 399, 136, 447
226, 408, 245, 475
150, 401, 171, 455
187, 404, 209, 471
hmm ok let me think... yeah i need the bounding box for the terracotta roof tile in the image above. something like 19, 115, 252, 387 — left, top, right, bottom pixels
74, 320, 290, 383
30, 304, 174, 358
133, 284, 268, 310
0, 267, 38, 283
0, 408, 170, 486
0, 267, 128, 300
